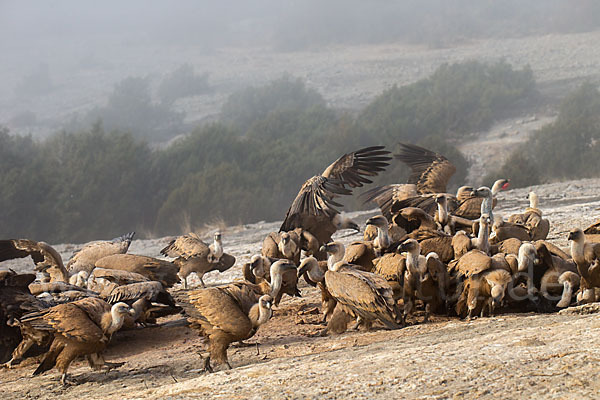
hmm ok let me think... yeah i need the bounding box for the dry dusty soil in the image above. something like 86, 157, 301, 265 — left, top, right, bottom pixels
2, 179, 600, 399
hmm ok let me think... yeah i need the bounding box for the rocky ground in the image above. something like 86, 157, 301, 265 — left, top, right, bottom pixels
3, 178, 600, 399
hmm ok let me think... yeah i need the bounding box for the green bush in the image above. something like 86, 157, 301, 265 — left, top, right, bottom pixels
157, 64, 211, 105
220, 75, 326, 133
84, 77, 185, 142
486, 82, 600, 187
358, 60, 535, 144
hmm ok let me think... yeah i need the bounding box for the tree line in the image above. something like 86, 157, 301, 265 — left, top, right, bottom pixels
1, 61, 537, 243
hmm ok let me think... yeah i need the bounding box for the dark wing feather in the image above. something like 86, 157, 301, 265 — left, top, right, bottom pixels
390, 195, 437, 216
360, 184, 418, 220
280, 176, 351, 232
0, 239, 62, 270
322, 146, 392, 188
395, 143, 456, 194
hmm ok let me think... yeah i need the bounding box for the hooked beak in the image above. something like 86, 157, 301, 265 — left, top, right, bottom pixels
567, 232, 574, 241
319, 244, 328, 253
128, 307, 136, 316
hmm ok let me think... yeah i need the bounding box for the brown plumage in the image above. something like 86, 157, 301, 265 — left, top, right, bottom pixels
177, 285, 273, 372
67, 232, 135, 276
0, 239, 67, 282
568, 228, 600, 302
394, 142, 456, 195
297, 258, 335, 323
491, 237, 523, 256
373, 253, 406, 299
397, 240, 447, 322
94, 254, 180, 289
490, 219, 531, 243
532, 242, 580, 308
451, 231, 472, 260
450, 249, 492, 278
280, 146, 391, 249
452, 179, 509, 221
160, 233, 235, 288
395, 206, 438, 233
25, 298, 134, 385
100, 281, 175, 307
242, 256, 300, 306
0, 270, 50, 366
344, 215, 393, 272
409, 229, 454, 263
359, 184, 419, 220
305, 244, 401, 333
261, 230, 302, 264
86, 268, 149, 293
459, 268, 512, 318
507, 192, 550, 241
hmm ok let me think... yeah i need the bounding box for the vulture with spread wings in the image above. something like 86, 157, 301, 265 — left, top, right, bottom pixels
280, 146, 391, 249
361, 143, 460, 219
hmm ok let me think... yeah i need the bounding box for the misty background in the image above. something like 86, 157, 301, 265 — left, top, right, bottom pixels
1, 1, 600, 243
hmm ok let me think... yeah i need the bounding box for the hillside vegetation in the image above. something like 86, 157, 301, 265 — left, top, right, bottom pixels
1, 61, 537, 242
485, 82, 600, 187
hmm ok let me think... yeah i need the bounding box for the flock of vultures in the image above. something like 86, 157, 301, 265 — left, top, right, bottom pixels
2, 142, 600, 387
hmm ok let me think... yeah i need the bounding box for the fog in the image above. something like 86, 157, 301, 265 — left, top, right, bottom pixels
1, 0, 600, 140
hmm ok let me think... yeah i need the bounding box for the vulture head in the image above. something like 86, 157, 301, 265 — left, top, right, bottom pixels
319, 242, 345, 257
366, 215, 389, 229
333, 214, 360, 232
108, 302, 136, 335
567, 228, 584, 243
398, 238, 420, 255
434, 194, 447, 206
297, 256, 324, 283
268, 259, 298, 298
492, 178, 511, 194
474, 187, 492, 199
517, 243, 538, 272
214, 232, 222, 242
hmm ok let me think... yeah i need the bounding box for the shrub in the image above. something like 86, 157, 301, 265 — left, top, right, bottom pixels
157, 64, 211, 105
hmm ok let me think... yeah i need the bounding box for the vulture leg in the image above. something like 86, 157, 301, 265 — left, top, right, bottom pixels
423, 303, 431, 323
199, 275, 206, 288
202, 355, 213, 373
182, 276, 188, 290
2, 337, 35, 368
86, 354, 104, 371
350, 317, 362, 331
255, 343, 260, 356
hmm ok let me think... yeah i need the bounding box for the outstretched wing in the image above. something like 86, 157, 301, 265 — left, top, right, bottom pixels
0, 239, 63, 270
395, 143, 456, 194
322, 146, 392, 188
280, 176, 351, 232
360, 184, 418, 219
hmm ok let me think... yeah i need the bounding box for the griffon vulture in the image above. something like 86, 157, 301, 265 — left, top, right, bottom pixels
24, 297, 134, 385
568, 228, 600, 303
279, 146, 391, 256
160, 233, 235, 288
66, 232, 135, 276
95, 254, 180, 288
316, 243, 401, 332
178, 286, 272, 372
